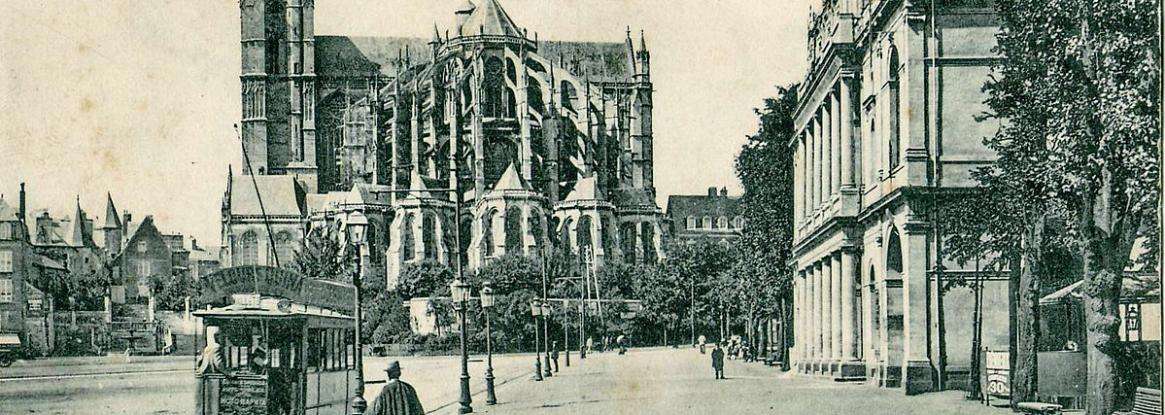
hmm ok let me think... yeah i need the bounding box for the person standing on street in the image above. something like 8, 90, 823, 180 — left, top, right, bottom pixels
711, 343, 725, 379
550, 341, 560, 372
366, 361, 425, 415
698, 334, 707, 354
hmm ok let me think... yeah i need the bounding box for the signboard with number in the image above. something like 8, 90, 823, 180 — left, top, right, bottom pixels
218, 375, 267, 415
983, 349, 1011, 399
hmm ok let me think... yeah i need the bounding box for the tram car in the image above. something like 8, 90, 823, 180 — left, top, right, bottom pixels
193, 266, 359, 415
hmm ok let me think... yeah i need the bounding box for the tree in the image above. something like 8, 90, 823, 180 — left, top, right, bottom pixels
661, 239, 737, 344
149, 271, 197, 311
292, 224, 353, 282
984, 1, 1159, 412
395, 261, 455, 300
733, 83, 798, 359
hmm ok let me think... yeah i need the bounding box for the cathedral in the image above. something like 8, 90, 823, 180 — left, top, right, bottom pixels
222, 0, 665, 287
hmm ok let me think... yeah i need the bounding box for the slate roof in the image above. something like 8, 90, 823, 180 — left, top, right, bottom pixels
539, 41, 633, 82
563, 176, 601, 201
228, 175, 305, 217
103, 193, 121, 230
315, 36, 434, 78
0, 198, 17, 222
665, 194, 743, 221
492, 163, 529, 191
460, 0, 523, 37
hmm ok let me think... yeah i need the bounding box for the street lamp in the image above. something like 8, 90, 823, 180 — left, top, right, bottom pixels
345, 211, 369, 415
480, 282, 497, 405
542, 301, 553, 377
450, 278, 473, 414
530, 299, 544, 381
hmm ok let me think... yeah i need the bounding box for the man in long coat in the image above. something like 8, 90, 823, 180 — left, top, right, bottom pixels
711, 343, 725, 380
366, 361, 425, 415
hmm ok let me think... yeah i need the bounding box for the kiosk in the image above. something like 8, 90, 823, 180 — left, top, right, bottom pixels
194, 266, 359, 415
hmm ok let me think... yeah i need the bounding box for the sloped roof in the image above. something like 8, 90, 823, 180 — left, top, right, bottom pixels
540, 41, 633, 83
563, 176, 601, 201
0, 198, 17, 222
492, 163, 529, 191
315, 36, 434, 77
460, 0, 523, 37
103, 193, 121, 230
228, 175, 305, 217
665, 193, 742, 220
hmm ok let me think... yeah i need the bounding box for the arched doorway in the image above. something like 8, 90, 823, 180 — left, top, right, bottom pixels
885, 227, 905, 382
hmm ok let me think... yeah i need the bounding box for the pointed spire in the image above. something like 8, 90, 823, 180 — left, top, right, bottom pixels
492, 163, 529, 191
640, 29, 647, 52
461, 0, 523, 38
103, 192, 121, 230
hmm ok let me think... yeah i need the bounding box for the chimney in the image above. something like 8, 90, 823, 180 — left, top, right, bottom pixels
18, 183, 26, 224
707, 187, 717, 197
191, 238, 199, 251
123, 212, 132, 233
720, 187, 728, 197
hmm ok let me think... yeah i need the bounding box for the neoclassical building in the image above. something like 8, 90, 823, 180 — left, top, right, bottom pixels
223, 0, 665, 288
789, 0, 1008, 395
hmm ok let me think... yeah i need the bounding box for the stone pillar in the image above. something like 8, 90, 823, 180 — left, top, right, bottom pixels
810, 265, 820, 363
807, 128, 817, 212
794, 143, 803, 227
796, 271, 806, 366
903, 223, 934, 395
814, 113, 824, 210
821, 104, 832, 202
841, 249, 858, 360
831, 252, 842, 362
821, 259, 833, 363
839, 76, 856, 188
830, 89, 842, 195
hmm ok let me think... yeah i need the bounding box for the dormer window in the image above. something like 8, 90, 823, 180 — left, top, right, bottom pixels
137, 242, 147, 253
686, 216, 696, 229
717, 217, 728, 229
702, 216, 712, 230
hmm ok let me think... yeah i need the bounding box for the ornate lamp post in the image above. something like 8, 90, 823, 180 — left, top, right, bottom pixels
480, 282, 497, 405
450, 278, 473, 414
530, 299, 543, 381
345, 212, 369, 415
542, 301, 553, 377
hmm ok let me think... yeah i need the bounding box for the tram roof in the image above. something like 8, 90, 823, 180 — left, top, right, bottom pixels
195, 297, 353, 323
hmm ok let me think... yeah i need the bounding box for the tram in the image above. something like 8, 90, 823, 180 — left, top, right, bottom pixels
193, 266, 359, 415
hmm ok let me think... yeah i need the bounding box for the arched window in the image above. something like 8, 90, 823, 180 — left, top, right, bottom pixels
504, 207, 522, 253
274, 231, 297, 266
686, 216, 696, 229
620, 222, 637, 263
236, 231, 259, 266
483, 57, 513, 118
702, 216, 712, 230
886, 227, 902, 279
402, 213, 416, 262
733, 216, 745, 229
577, 215, 594, 253
422, 212, 437, 261
717, 217, 729, 229
560, 218, 574, 254
482, 210, 496, 258
887, 46, 902, 172
528, 209, 545, 254
640, 223, 656, 265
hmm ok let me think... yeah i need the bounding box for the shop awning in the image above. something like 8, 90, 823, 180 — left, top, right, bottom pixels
1040, 275, 1161, 306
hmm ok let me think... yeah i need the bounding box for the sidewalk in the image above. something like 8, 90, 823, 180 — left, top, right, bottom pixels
434, 347, 1011, 414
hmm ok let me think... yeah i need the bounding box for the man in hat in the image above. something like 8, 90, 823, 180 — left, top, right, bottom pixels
366, 361, 425, 415
711, 343, 726, 380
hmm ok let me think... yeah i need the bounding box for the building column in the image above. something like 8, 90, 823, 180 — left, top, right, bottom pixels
794, 271, 804, 368
810, 264, 821, 363
841, 249, 858, 360
839, 76, 856, 189
830, 252, 842, 362
814, 112, 824, 210
794, 143, 803, 226
808, 127, 817, 212
821, 103, 832, 203
830, 88, 842, 196
820, 262, 829, 363
902, 222, 934, 395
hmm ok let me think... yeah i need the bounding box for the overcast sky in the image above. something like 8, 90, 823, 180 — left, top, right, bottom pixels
0, 0, 810, 245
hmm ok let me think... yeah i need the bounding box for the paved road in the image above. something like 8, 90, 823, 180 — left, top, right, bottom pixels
437, 347, 1012, 415
3, 348, 1011, 415
0, 352, 541, 415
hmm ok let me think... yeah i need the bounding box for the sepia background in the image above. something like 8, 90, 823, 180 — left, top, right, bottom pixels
0, 0, 811, 244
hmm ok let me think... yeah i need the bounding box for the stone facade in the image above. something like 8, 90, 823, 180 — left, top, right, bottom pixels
226, 0, 666, 287
789, 0, 1009, 395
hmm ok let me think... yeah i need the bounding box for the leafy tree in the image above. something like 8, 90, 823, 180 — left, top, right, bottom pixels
149, 271, 197, 311
473, 254, 545, 351
292, 224, 353, 282
984, 1, 1159, 412
661, 239, 736, 344
732, 83, 798, 357
395, 261, 455, 300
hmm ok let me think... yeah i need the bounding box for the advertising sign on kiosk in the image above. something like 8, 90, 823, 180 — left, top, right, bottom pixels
194, 266, 359, 415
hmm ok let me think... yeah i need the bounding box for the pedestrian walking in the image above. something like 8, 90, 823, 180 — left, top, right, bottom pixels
366, 361, 425, 415
551, 341, 560, 372
711, 343, 725, 379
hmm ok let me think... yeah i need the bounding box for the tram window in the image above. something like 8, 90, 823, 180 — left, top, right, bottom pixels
306, 329, 322, 371
270, 348, 281, 368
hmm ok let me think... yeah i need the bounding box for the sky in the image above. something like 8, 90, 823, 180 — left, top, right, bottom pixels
0, 0, 810, 245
